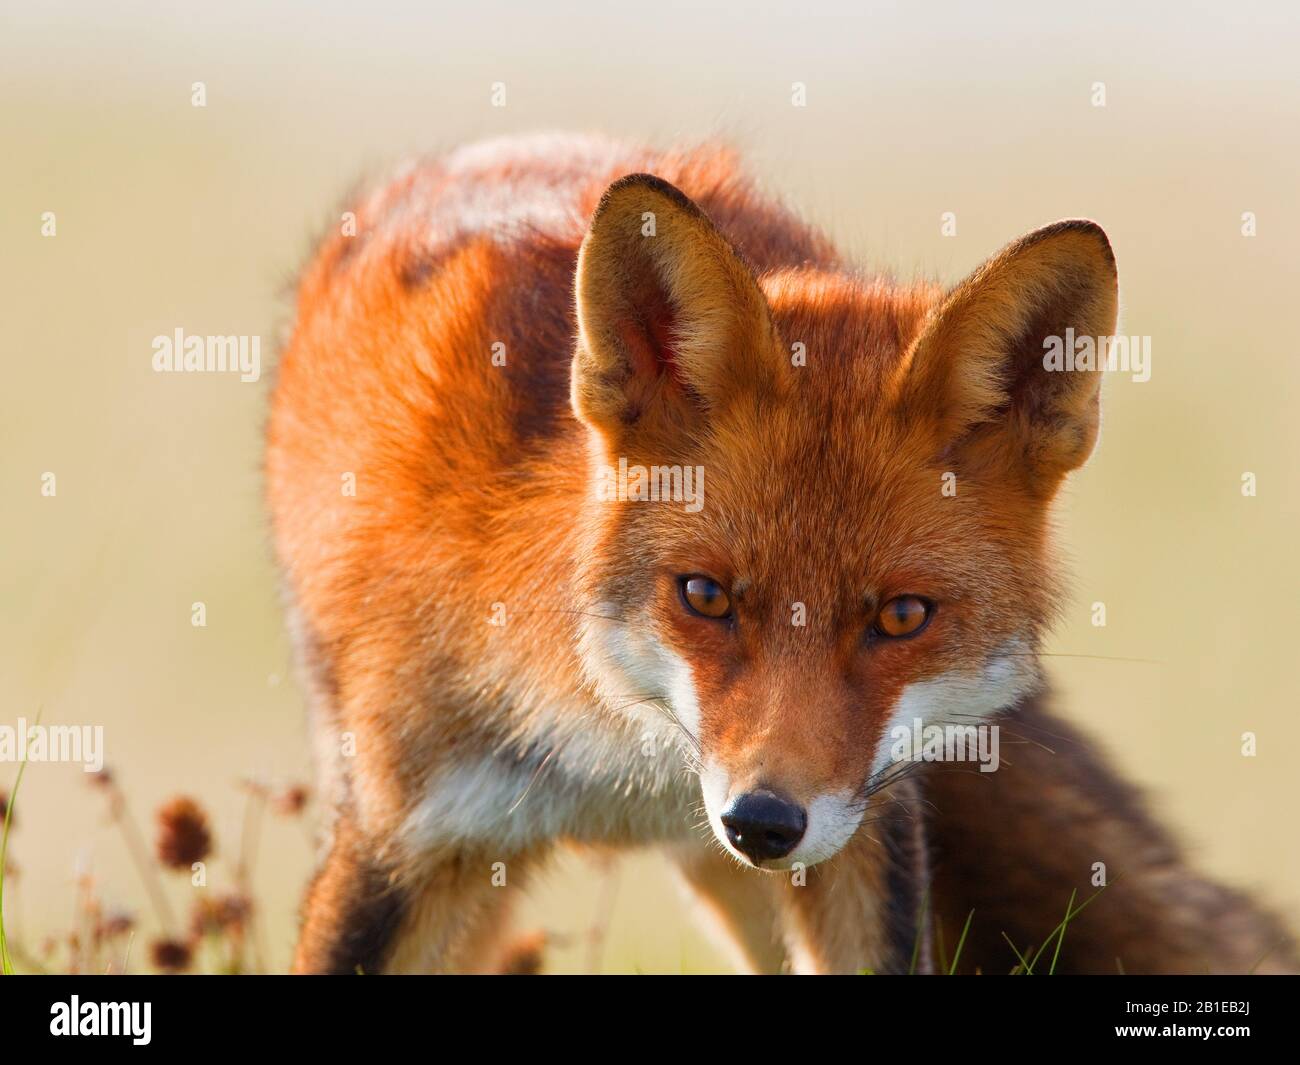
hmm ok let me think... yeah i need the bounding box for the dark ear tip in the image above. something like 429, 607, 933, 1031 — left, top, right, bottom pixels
591, 172, 700, 224
1031, 218, 1116, 268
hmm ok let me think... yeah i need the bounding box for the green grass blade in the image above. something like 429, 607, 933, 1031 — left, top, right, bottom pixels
1001, 931, 1033, 975
1028, 877, 1117, 975
908, 886, 930, 975
0, 753, 33, 975
1248, 938, 1285, 974
1048, 888, 1078, 975
948, 909, 975, 975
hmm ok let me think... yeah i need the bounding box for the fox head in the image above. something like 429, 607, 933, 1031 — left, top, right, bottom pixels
570, 173, 1118, 870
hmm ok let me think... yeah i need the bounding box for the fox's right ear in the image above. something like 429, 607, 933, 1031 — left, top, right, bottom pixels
895, 219, 1119, 494
572, 174, 782, 442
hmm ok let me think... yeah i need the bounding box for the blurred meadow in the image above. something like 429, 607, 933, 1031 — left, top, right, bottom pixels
1, 1, 1297, 972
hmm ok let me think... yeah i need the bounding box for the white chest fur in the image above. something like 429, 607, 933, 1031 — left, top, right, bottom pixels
400, 702, 702, 854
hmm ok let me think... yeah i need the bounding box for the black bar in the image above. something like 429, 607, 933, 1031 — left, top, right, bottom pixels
0, 974, 1290, 1051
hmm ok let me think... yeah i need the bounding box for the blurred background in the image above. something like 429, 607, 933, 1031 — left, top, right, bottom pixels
2, 0, 1297, 973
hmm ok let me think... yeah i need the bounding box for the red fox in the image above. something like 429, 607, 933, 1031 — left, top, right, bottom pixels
266, 133, 1295, 974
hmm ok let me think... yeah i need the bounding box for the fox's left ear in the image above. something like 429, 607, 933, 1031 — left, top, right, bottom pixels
896, 219, 1118, 492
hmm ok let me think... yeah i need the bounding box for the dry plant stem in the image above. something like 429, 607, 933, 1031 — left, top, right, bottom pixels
82, 877, 106, 976
107, 784, 176, 935
585, 859, 621, 975
69, 888, 80, 974
77, 877, 95, 975
236, 784, 267, 973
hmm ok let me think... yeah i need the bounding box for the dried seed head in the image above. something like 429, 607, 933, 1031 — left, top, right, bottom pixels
217, 892, 252, 935
98, 910, 135, 939
189, 897, 221, 940
189, 892, 252, 941
149, 938, 194, 973
155, 796, 212, 869
87, 767, 115, 790
272, 784, 309, 817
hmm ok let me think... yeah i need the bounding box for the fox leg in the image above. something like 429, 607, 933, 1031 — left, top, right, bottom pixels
294, 815, 542, 975
292, 812, 407, 974
381, 847, 541, 974
773, 777, 933, 975
288, 621, 550, 973
670, 843, 788, 974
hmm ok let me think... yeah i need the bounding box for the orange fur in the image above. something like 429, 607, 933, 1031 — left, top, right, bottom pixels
267, 134, 1294, 974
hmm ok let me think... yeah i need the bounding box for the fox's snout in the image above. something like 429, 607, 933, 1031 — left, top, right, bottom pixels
719, 789, 807, 863
700, 759, 864, 870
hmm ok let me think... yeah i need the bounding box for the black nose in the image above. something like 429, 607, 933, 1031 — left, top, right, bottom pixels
721, 790, 807, 863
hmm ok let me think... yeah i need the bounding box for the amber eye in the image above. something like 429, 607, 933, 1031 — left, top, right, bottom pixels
680, 576, 732, 619
873, 596, 932, 638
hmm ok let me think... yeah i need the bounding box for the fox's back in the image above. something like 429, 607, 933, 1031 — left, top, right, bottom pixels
273, 133, 836, 484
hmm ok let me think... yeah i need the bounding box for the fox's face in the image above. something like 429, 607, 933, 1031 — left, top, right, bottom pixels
571, 175, 1118, 869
